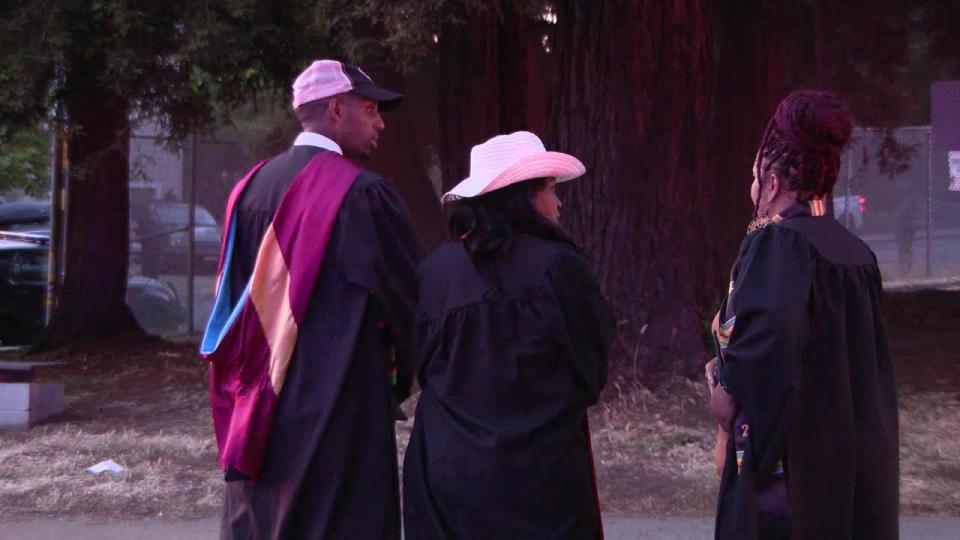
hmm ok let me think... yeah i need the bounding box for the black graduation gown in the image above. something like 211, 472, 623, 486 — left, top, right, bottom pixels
403, 234, 615, 540
220, 146, 424, 540
715, 216, 899, 540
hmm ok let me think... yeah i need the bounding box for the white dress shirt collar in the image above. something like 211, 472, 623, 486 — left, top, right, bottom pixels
293, 132, 343, 155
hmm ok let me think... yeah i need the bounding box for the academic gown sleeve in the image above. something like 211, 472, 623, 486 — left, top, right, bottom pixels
719, 225, 812, 479
336, 175, 425, 402
545, 251, 615, 403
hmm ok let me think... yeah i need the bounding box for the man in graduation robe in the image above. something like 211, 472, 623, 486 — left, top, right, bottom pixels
200, 59, 424, 540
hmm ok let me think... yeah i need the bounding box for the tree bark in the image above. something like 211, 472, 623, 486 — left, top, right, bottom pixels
437, 1, 549, 192
710, 0, 792, 286
812, 0, 827, 89
34, 77, 144, 350
549, 0, 714, 379
368, 65, 447, 249
437, 3, 503, 192
498, 3, 551, 138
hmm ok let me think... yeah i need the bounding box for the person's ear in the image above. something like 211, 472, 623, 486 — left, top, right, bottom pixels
767, 172, 781, 202
329, 98, 343, 122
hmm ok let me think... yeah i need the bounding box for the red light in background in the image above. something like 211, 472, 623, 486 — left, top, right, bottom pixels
859, 197, 867, 213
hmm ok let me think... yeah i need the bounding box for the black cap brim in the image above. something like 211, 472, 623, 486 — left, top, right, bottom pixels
352, 83, 404, 111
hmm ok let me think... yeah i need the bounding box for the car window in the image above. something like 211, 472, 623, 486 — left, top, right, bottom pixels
8, 222, 50, 232
9, 251, 47, 284
155, 205, 217, 226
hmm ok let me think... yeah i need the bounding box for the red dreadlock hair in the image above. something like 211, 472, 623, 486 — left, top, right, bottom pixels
753, 90, 853, 218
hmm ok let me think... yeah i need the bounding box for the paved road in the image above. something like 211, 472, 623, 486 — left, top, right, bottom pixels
2, 516, 958, 539
603, 516, 960, 539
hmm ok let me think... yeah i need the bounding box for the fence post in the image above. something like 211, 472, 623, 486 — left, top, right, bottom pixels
926, 127, 933, 278
47, 102, 67, 325
846, 140, 853, 230
188, 133, 197, 335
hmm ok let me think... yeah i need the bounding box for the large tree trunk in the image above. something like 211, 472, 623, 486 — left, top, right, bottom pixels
437, 1, 549, 192
550, 0, 714, 380
710, 0, 792, 288
34, 80, 144, 350
368, 65, 446, 249
498, 3, 551, 138
437, 3, 503, 191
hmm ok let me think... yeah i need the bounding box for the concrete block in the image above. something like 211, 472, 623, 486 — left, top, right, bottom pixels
0, 410, 31, 430
0, 383, 31, 410
30, 383, 64, 416
0, 383, 64, 428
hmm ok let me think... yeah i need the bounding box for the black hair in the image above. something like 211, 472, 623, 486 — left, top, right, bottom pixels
448, 178, 574, 263
294, 97, 333, 126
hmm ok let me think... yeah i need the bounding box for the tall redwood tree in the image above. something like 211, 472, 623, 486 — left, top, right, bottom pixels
711, 0, 793, 272
549, 0, 715, 378
0, 1, 357, 349
43, 55, 142, 346
437, 1, 551, 191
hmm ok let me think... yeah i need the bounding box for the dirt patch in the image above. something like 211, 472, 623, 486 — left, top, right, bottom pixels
587, 377, 718, 516
0, 291, 958, 520
883, 291, 960, 392
898, 392, 960, 514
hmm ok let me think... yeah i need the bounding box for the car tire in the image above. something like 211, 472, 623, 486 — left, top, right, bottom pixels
0, 319, 25, 346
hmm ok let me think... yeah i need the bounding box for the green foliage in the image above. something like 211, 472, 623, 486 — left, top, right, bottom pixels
811, 1, 960, 125
0, 1, 58, 133
0, 126, 49, 197
226, 94, 301, 159
876, 129, 918, 181
0, 0, 554, 146
310, 0, 449, 65
0, 1, 334, 143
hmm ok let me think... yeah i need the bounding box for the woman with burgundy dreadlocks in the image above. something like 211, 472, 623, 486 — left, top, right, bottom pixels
706, 91, 899, 540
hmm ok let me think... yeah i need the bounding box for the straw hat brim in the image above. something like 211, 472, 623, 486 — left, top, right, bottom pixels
441, 151, 585, 204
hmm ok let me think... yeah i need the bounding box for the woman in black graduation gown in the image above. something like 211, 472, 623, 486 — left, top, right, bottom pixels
707, 91, 899, 540
403, 131, 615, 539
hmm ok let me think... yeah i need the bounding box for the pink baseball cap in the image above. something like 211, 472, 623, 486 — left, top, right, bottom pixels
292, 59, 402, 110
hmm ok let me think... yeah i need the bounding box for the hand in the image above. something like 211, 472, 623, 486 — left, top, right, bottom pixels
709, 383, 737, 430
714, 426, 728, 478
705, 357, 718, 389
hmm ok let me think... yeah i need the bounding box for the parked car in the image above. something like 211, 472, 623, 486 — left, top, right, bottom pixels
833, 194, 866, 230
0, 233, 46, 345
0, 231, 186, 345
130, 201, 221, 274
0, 202, 50, 231
1, 200, 222, 276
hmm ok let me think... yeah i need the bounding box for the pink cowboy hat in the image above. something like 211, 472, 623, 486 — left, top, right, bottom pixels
441, 131, 586, 204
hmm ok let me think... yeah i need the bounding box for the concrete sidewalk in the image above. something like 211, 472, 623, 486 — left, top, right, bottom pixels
1, 516, 959, 539
604, 516, 960, 539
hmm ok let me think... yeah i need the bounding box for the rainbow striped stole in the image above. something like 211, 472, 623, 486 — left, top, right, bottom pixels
200, 151, 361, 479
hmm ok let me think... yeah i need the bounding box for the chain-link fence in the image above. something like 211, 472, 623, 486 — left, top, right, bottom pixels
128, 125, 259, 338
834, 126, 960, 289
124, 123, 960, 338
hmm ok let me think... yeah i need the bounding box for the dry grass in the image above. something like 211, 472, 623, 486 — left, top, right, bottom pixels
0, 291, 957, 520
899, 392, 960, 515
0, 428, 219, 518
0, 342, 221, 520
885, 291, 960, 515
589, 377, 718, 516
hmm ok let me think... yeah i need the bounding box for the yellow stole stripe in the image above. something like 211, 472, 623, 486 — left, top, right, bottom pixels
249, 225, 298, 393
